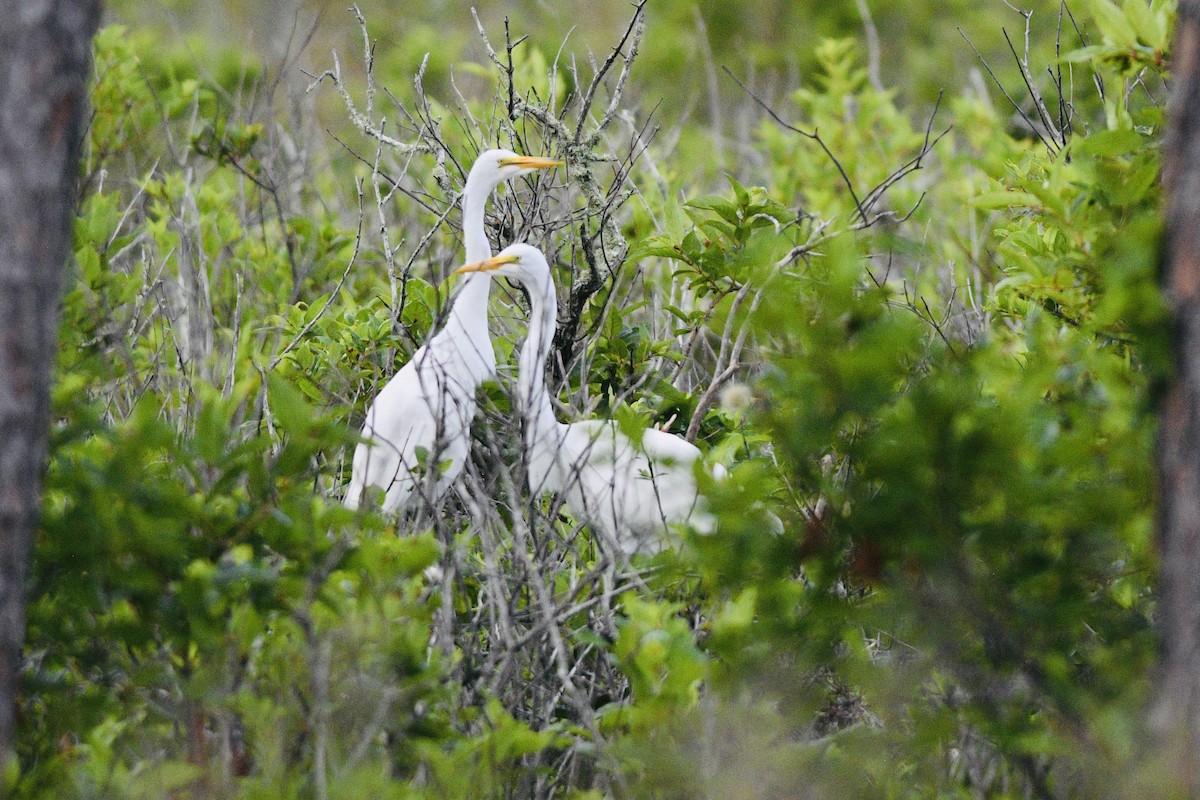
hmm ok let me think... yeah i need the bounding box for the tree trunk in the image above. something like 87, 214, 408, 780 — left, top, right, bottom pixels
1155, 0, 1200, 790
0, 0, 102, 764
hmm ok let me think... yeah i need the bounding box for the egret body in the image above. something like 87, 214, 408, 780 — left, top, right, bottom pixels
455, 243, 722, 554
346, 151, 561, 512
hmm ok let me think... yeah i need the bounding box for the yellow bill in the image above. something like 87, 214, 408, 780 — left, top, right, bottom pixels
453, 253, 520, 275
497, 155, 563, 169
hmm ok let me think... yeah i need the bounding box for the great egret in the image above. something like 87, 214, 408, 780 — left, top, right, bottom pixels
454, 243, 724, 554
346, 151, 562, 512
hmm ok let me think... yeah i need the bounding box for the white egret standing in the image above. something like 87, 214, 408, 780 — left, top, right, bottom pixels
346, 151, 562, 512
454, 243, 724, 554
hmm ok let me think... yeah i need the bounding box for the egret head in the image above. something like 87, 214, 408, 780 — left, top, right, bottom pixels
453, 242, 550, 284
470, 148, 562, 190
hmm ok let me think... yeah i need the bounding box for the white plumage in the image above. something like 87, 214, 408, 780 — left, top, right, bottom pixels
345, 151, 561, 512
455, 243, 724, 554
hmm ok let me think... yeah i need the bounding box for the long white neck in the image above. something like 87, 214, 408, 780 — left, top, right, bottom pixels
462, 177, 492, 264
441, 177, 495, 375
518, 271, 561, 439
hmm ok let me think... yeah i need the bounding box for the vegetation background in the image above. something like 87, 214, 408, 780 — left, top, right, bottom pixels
14, 0, 1177, 797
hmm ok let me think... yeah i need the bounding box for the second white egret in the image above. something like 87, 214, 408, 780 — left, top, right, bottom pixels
454, 243, 723, 554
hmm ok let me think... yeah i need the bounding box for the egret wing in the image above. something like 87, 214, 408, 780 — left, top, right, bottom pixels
345, 346, 475, 511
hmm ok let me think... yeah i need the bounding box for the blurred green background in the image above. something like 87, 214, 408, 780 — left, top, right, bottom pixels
104, 0, 1063, 142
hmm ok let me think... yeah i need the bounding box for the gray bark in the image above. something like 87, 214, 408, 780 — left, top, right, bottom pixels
0, 0, 102, 762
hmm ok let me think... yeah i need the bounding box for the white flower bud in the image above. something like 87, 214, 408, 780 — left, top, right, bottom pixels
719, 382, 754, 414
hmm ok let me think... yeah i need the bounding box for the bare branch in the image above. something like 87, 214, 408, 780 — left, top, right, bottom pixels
855, 0, 885, 93
724, 65, 870, 224
574, 0, 648, 143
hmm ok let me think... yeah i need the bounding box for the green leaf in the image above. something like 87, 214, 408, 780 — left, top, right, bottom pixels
1087, 0, 1134, 43
972, 190, 1041, 210
1074, 128, 1144, 157
1122, 0, 1167, 48
685, 194, 740, 223
266, 372, 313, 435
194, 395, 228, 462
726, 174, 751, 207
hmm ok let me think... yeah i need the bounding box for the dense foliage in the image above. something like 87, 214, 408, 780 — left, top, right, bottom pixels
15, 0, 1174, 797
